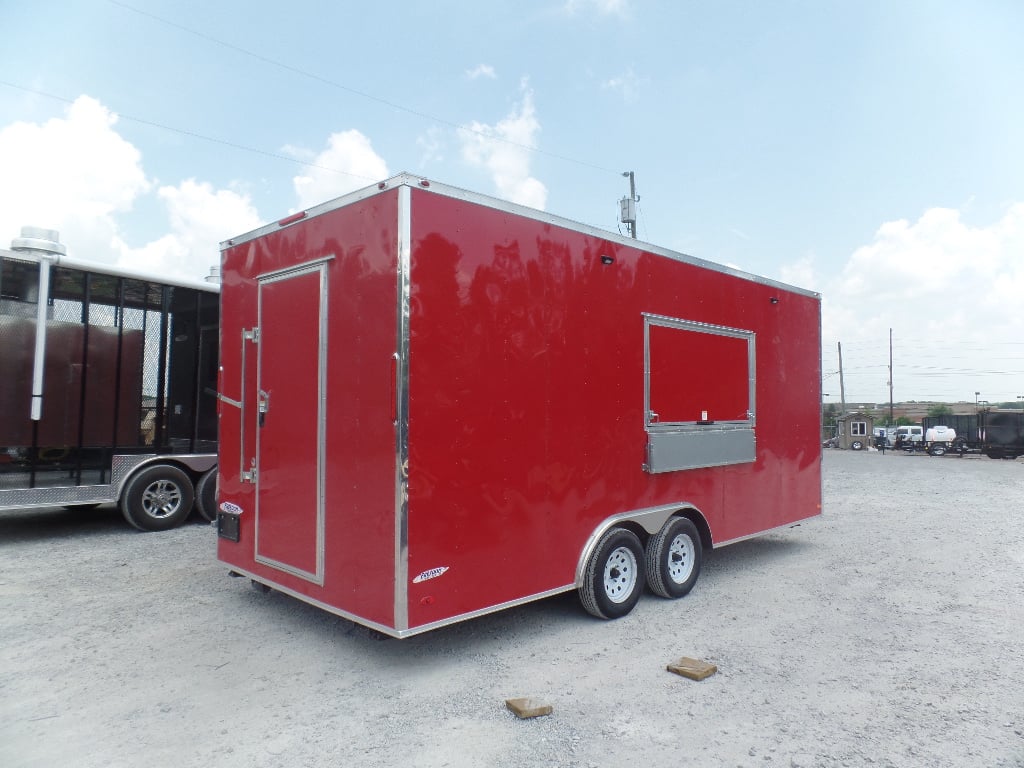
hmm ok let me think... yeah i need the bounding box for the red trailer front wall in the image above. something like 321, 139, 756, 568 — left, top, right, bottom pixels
218, 191, 401, 628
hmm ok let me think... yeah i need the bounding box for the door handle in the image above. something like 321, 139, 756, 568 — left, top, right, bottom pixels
258, 389, 270, 427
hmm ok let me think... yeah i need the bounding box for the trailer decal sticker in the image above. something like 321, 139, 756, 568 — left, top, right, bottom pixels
413, 566, 449, 584
219, 501, 244, 515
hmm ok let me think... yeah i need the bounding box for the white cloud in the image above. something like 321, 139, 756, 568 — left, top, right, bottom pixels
117, 179, 262, 282
416, 126, 445, 167
0, 96, 149, 261
779, 254, 817, 293
0, 95, 263, 282
292, 130, 389, 210
466, 64, 497, 80
819, 204, 1024, 402
458, 81, 548, 210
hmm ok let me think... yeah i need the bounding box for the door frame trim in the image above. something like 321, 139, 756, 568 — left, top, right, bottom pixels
253, 258, 330, 585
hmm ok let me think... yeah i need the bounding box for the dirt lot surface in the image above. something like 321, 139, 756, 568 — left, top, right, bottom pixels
2, 450, 1023, 768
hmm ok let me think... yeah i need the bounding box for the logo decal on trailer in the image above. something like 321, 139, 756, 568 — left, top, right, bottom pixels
413, 566, 449, 584
219, 501, 244, 515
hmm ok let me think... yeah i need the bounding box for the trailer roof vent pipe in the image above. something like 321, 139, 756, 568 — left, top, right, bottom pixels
11, 226, 66, 259
12, 227, 66, 424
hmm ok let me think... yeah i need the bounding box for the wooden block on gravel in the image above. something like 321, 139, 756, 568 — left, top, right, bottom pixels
667, 657, 718, 681
505, 698, 553, 719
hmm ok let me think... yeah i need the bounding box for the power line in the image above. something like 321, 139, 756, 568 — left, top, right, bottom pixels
107, 0, 624, 177
0, 79, 380, 182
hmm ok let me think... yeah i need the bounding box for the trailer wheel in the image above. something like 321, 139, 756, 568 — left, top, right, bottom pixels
194, 468, 218, 522
120, 464, 195, 532
928, 443, 946, 456
645, 517, 702, 599
579, 527, 645, 620
850, 440, 864, 451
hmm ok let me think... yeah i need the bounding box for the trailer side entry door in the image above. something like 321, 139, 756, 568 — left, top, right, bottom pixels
644, 314, 756, 473
255, 263, 327, 584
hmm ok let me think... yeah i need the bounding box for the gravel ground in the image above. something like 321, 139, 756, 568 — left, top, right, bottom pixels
1, 450, 1023, 768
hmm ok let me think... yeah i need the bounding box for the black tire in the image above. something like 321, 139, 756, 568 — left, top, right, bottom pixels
194, 468, 218, 522
929, 443, 946, 456
851, 440, 864, 451
120, 464, 195, 532
645, 517, 703, 599
579, 527, 645, 619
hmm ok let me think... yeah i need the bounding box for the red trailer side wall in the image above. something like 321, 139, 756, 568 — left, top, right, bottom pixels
217, 192, 400, 627
404, 189, 820, 629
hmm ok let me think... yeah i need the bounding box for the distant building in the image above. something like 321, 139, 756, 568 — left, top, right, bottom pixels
836, 412, 874, 451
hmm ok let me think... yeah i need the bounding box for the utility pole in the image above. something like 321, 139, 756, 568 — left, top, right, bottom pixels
838, 341, 847, 417
620, 171, 638, 238
889, 328, 894, 426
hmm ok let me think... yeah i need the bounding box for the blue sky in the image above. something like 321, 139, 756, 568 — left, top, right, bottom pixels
2, 0, 1023, 406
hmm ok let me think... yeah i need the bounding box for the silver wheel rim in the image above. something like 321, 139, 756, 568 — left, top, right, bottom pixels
603, 545, 638, 603
141, 480, 183, 519
667, 533, 695, 584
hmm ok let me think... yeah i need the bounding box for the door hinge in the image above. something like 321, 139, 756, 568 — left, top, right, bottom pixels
241, 458, 257, 483
243, 327, 260, 343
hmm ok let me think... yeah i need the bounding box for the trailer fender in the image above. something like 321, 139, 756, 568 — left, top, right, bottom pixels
110, 454, 217, 500
574, 502, 710, 588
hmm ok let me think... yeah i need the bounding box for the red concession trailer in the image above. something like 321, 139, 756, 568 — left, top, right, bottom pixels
216, 174, 822, 637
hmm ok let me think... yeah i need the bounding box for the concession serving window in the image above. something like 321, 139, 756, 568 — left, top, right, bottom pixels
643, 313, 756, 473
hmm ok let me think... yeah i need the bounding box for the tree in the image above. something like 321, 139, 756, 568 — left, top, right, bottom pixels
927, 404, 953, 418
822, 403, 839, 434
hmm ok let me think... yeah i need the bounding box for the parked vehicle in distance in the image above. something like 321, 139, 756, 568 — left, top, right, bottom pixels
923, 426, 957, 456
894, 425, 923, 448
982, 410, 1024, 459
922, 414, 980, 453
873, 426, 896, 449
895, 424, 963, 456
910, 411, 1024, 458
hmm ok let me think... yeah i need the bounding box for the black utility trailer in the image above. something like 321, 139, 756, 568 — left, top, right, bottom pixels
0, 227, 218, 530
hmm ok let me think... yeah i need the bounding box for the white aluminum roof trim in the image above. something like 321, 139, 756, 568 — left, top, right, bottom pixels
219, 179, 395, 250
1, 248, 218, 293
